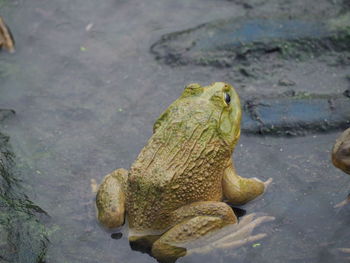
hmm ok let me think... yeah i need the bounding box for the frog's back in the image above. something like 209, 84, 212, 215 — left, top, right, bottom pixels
126, 97, 232, 232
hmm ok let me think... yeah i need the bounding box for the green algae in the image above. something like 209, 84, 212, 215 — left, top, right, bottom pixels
0, 126, 49, 263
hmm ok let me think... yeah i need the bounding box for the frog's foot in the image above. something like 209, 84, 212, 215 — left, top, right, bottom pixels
251, 177, 273, 188
96, 168, 128, 228
223, 164, 271, 205
187, 213, 274, 254
0, 17, 15, 53
151, 201, 273, 263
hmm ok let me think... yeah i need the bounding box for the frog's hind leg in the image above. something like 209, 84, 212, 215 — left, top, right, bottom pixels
96, 168, 128, 228
151, 201, 236, 262
152, 207, 274, 263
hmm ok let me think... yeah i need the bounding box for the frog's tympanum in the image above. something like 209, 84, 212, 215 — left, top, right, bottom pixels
96, 82, 272, 262
0, 17, 15, 53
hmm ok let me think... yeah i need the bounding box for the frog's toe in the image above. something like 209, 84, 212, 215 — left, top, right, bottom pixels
334, 194, 350, 208
264, 178, 273, 188
189, 214, 275, 254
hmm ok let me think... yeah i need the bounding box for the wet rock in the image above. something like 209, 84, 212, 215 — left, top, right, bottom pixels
278, 78, 296, 86
343, 88, 350, 98
0, 124, 48, 262
0, 109, 15, 121
226, 0, 254, 9
241, 94, 350, 136
151, 14, 350, 67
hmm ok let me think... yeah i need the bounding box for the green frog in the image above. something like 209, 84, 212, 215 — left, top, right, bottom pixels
96, 82, 271, 262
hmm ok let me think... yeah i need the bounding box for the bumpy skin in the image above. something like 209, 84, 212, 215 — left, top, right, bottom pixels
96, 82, 267, 261
332, 129, 350, 258
0, 17, 15, 53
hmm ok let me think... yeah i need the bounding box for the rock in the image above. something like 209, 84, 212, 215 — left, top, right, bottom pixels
0, 124, 49, 262
241, 94, 350, 136
0, 109, 15, 121
343, 89, 350, 98
278, 78, 296, 86
151, 13, 350, 67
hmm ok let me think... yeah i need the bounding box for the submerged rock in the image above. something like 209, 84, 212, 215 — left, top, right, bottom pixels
0, 122, 48, 262
0, 109, 15, 121
241, 94, 350, 136
151, 14, 350, 67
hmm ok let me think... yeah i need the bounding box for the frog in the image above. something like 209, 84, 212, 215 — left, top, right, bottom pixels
96, 82, 272, 262
332, 128, 350, 175
332, 127, 350, 208
332, 128, 350, 258
0, 16, 15, 53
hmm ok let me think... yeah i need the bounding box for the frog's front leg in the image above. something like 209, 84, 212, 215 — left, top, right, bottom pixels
96, 168, 128, 228
222, 161, 271, 205
0, 17, 15, 53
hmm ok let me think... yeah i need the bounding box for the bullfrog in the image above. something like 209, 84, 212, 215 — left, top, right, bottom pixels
0, 17, 15, 53
332, 127, 350, 208
96, 82, 271, 262
332, 128, 350, 258
332, 128, 350, 175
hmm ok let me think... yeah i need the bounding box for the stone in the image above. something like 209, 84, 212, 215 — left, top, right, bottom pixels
151, 14, 350, 67
241, 94, 350, 136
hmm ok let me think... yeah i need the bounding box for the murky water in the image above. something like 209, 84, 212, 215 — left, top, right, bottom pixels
1, 0, 349, 262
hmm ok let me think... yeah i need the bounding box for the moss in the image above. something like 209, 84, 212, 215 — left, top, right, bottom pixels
328, 13, 350, 32
0, 129, 49, 263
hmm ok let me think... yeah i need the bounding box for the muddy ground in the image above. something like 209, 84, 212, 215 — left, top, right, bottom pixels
0, 0, 349, 262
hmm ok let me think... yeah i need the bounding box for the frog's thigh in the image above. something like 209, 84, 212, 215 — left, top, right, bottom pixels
96, 168, 128, 228
152, 215, 228, 263
171, 201, 237, 225
222, 163, 264, 205
152, 201, 237, 262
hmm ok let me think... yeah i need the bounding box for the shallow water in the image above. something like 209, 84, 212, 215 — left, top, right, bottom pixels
1, 0, 350, 262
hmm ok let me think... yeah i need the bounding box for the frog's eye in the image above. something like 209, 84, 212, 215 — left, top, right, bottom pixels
224, 92, 231, 105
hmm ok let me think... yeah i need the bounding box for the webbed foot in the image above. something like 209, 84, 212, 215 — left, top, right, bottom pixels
151, 213, 274, 263
187, 213, 275, 254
